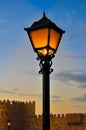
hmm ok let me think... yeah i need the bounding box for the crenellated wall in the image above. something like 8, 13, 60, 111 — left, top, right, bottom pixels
0, 100, 86, 130
0, 100, 35, 130
35, 114, 86, 130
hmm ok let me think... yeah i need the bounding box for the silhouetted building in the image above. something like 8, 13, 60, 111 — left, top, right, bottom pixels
0, 100, 86, 130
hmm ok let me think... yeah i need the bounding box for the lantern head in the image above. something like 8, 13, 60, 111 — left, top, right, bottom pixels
24, 13, 65, 59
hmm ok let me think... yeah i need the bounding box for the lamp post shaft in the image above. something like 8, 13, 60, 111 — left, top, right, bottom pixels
24, 13, 65, 130
43, 61, 50, 130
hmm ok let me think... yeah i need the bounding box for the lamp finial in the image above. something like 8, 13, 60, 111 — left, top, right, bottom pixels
43, 12, 46, 17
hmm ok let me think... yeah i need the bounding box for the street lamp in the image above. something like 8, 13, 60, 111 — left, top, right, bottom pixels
24, 13, 65, 130
7, 120, 12, 130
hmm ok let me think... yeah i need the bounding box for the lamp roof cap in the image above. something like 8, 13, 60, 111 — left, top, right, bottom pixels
24, 13, 65, 34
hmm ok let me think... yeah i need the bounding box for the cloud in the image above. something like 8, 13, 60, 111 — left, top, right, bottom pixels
0, 88, 61, 102
53, 71, 85, 82
1, 89, 20, 95
61, 55, 86, 60
78, 82, 86, 89
18, 70, 38, 77
0, 88, 18, 94
51, 95, 62, 102
11, 88, 19, 91
52, 70, 86, 89
72, 94, 86, 102
74, 104, 81, 108
0, 88, 41, 99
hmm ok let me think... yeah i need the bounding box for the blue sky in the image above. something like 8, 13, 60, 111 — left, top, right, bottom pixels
0, 0, 86, 114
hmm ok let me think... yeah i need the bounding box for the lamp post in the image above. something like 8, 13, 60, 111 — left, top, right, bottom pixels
24, 13, 65, 130
7, 120, 11, 130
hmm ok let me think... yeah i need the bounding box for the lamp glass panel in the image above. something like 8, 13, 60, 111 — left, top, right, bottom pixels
48, 49, 54, 55
30, 28, 48, 49
38, 48, 48, 56
49, 29, 61, 50
38, 48, 54, 56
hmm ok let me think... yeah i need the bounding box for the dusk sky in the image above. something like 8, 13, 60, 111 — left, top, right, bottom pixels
0, 0, 86, 114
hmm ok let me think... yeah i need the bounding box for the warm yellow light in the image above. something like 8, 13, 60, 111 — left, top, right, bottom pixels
29, 28, 61, 56
44, 49, 47, 55
24, 13, 65, 58
38, 49, 47, 56
38, 48, 54, 56
49, 29, 60, 49
30, 28, 48, 48
7, 121, 11, 126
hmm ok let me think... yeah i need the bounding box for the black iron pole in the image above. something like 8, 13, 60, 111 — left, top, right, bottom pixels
43, 61, 50, 130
